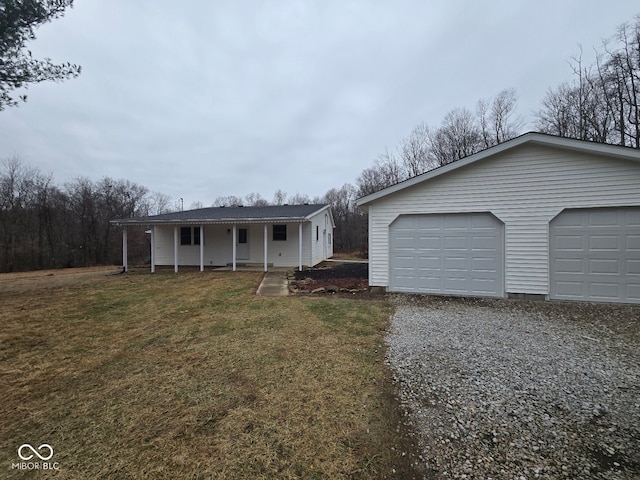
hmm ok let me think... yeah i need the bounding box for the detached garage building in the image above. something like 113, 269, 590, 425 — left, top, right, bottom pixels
357, 133, 640, 304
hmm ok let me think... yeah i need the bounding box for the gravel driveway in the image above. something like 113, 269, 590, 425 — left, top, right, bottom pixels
386, 295, 640, 479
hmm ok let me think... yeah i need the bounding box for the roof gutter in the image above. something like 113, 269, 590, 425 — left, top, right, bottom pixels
110, 217, 311, 227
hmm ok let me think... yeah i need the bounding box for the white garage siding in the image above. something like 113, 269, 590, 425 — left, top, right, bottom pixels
389, 213, 504, 296
550, 207, 640, 303
366, 142, 640, 295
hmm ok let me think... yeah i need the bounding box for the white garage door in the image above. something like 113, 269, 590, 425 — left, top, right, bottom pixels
389, 213, 504, 297
550, 207, 640, 304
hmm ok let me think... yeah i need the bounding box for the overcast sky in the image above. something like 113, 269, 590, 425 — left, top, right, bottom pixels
1, 1, 638, 208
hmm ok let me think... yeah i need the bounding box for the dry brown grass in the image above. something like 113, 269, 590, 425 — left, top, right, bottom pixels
0, 269, 419, 479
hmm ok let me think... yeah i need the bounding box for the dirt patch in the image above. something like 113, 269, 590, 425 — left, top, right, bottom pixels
292, 261, 369, 293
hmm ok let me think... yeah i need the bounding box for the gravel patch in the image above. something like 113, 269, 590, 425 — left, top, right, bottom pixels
386, 295, 640, 479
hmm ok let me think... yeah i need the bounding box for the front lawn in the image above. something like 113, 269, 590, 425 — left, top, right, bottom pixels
0, 269, 418, 479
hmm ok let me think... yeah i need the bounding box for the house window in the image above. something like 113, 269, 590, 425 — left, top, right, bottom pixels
273, 224, 287, 241
180, 227, 200, 246
316, 225, 319, 241
238, 228, 248, 244
180, 227, 191, 245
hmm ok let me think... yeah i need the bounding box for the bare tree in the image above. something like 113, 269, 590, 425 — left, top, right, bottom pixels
244, 192, 269, 206
535, 16, 640, 148
147, 191, 173, 215
287, 192, 311, 205
615, 18, 640, 147
272, 189, 287, 205
212, 195, 243, 207
427, 108, 483, 166
478, 88, 522, 147
355, 150, 406, 197
400, 122, 431, 176
535, 82, 581, 138
0, 157, 42, 270
0, 158, 187, 271
321, 183, 367, 254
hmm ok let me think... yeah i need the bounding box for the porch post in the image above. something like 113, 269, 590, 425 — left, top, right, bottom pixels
199, 225, 205, 272
232, 224, 237, 271
150, 226, 156, 273
298, 222, 303, 271
174, 226, 179, 273
264, 224, 268, 272
122, 226, 128, 272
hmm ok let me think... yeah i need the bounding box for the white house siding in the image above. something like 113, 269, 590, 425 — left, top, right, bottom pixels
310, 211, 334, 265
155, 225, 233, 266
154, 226, 178, 265
154, 222, 325, 268
368, 143, 640, 294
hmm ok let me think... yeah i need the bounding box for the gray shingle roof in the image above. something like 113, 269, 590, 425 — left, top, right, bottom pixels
112, 204, 330, 225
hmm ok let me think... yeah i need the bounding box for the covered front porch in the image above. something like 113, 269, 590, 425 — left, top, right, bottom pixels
120, 221, 308, 273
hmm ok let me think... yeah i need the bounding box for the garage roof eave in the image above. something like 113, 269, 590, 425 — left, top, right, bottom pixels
356, 132, 640, 207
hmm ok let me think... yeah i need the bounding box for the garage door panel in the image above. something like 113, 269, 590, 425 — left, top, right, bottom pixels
555, 235, 584, 250
556, 258, 583, 273
390, 213, 503, 297
417, 236, 441, 249
590, 282, 622, 299
555, 280, 584, 297
444, 216, 468, 229
472, 236, 499, 250
394, 238, 418, 249
589, 259, 620, 274
627, 284, 640, 299
417, 256, 441, 268
589, 235, 619, 250
472, 257, 498, 272
588, 210, 620, 227
472, 278, 500, 293
418, 276, 443, 290
445, 236, 468, 249
550, 207, 640, 304
444, 277, 469, 292
444, 256, 468, 270
471, 215, 498, 228
394, 256, 416, 268
627, 212, 640, 227
471, 258, 498, 277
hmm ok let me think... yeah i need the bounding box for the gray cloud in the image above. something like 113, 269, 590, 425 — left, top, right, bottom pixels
1, 0, 637, 206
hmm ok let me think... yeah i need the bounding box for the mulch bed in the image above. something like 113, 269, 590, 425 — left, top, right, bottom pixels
291, 262, 369, 293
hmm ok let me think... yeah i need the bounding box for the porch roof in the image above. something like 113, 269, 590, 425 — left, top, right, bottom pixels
111, 203, 330, 226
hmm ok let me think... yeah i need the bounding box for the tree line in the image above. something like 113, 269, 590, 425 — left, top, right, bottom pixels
535, 17, 640, 147
1, 15, 638, 272
0, 157, 170, 271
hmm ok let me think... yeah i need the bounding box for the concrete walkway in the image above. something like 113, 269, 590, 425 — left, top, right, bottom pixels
256, 271, 290, 296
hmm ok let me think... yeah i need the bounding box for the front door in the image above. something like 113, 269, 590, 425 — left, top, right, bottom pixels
237, 228, 249, 260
